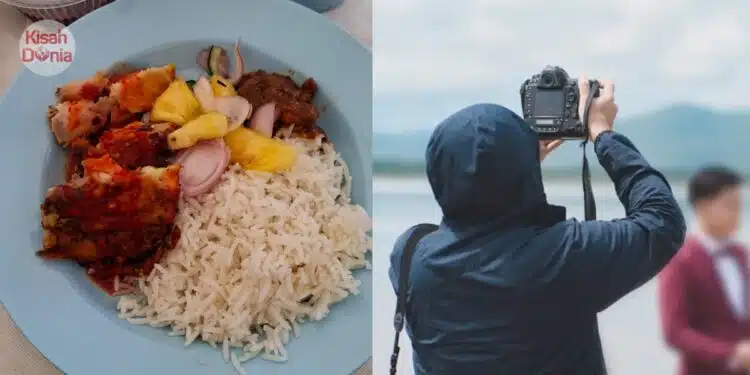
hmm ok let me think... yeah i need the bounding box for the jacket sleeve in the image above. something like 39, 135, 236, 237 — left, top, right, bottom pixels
658, 257, 735, 366
560, 131, 687, 312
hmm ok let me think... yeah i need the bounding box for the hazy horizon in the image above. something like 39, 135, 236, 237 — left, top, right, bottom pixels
373, 103, 750, 173
373, 102, 750, 135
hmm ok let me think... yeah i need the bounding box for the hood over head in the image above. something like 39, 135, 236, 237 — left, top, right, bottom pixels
425, 103, 549, 226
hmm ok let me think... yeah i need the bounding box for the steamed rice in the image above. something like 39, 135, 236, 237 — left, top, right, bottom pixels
116, 134, 372, 368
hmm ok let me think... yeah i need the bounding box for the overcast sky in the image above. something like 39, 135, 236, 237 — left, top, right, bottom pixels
373, 0, 749, 133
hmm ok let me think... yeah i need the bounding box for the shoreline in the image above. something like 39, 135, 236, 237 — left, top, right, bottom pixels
373, 168, 704, 182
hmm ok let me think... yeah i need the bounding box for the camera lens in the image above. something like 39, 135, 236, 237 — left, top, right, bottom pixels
541, 72, 555, 87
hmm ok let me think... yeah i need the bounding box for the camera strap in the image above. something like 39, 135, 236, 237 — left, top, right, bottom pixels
580, 81, 600, 221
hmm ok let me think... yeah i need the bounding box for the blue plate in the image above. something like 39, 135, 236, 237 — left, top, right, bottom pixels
0, 0, 372, 374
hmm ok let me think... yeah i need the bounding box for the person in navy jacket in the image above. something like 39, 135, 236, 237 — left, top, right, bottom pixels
389, 77, 686, 375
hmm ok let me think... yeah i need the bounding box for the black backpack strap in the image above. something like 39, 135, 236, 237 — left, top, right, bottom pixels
390, 223, 439, 375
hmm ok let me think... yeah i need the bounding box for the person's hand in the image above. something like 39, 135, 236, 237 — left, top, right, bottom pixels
578, 75, 618, 142
729, 340, 750, 372
539, 140, 563, 162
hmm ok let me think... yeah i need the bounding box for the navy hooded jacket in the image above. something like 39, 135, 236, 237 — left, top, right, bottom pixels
389, 103, 686, 375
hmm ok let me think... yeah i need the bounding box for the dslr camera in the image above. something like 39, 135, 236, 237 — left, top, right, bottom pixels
520, 66, 599, 139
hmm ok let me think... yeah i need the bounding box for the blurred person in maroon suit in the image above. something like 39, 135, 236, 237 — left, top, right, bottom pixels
659, 166, 749, 375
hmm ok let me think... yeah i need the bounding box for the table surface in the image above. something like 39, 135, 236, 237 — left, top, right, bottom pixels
0, 0, 372, 374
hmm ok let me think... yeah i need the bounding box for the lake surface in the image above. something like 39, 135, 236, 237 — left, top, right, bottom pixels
372, 175, 750, 375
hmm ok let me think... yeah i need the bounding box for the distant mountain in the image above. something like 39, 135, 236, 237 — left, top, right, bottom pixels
374, 104, 750, 176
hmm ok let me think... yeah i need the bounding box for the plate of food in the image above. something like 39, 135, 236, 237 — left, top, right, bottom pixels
0, 0, 372, 374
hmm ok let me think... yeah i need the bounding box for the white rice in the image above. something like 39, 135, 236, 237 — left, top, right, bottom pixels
116, 135, 372, 371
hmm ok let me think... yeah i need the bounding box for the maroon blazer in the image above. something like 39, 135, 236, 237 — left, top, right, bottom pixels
659, 236, 750, 375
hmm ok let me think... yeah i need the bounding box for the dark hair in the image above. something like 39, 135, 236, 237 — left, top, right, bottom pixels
687, 166, 744, 206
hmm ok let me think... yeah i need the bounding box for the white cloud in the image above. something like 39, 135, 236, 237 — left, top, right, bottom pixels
661, 12, 747, 79
374, 0, 749, 127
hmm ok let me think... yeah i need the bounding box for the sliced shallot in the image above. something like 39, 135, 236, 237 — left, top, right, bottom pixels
192, 75, 251, 130
213, 96, 252, 131
228, 39, 245, 85
192, 76, 215, 111
196, 49, 210, 72
173, 139, 229, 197
249, 102, 276, 138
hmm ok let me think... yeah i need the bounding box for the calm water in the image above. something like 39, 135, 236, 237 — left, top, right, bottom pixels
372, 176, 750, 375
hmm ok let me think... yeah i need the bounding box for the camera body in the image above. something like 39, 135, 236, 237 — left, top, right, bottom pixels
520, 66, 599, 139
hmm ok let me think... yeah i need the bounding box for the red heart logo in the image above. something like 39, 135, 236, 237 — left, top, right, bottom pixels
35, 47, 50, 62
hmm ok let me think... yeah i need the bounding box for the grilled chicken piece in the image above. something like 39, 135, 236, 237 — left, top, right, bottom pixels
85, 121, 177, 169
109, 64, 176, 114
40, 225, 176, 265
55, 71, 109, 102
107, 102, 139, 128
47, 98, 115, 145
64, 122, 176, 180
54, 61, 139, 103
38, 155, 181, 266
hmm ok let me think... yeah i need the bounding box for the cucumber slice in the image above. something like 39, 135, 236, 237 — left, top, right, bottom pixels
207, 46, 225, 76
